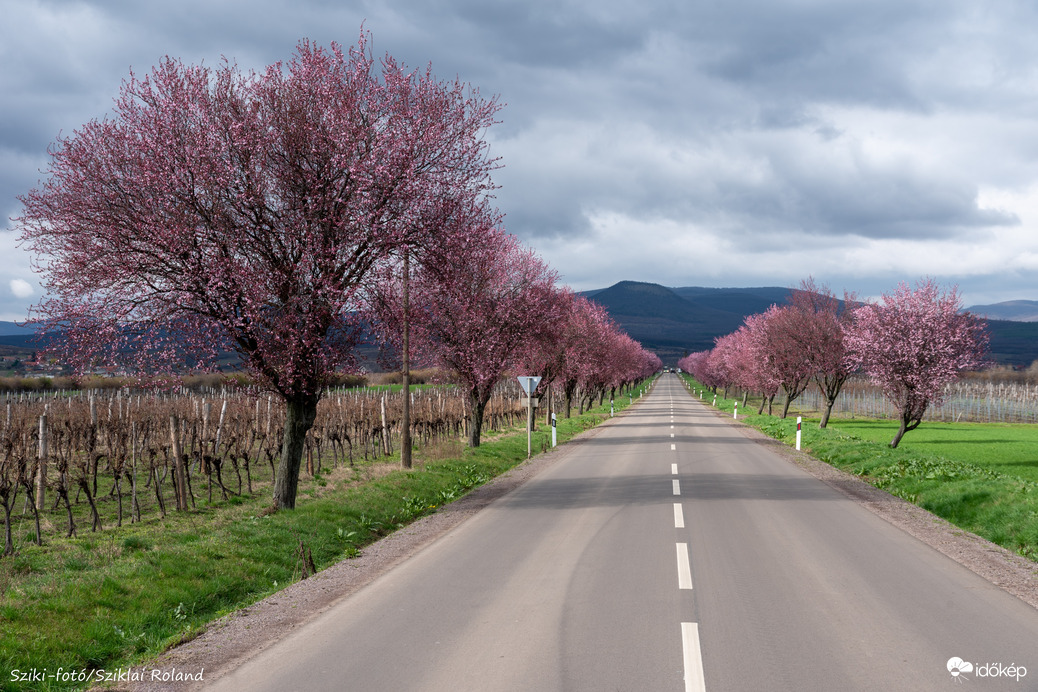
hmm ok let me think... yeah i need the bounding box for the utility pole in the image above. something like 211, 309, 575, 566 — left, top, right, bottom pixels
401, 245, 412, 469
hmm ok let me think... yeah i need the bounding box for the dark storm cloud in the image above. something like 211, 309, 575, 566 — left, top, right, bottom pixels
2, 0, 1038, 319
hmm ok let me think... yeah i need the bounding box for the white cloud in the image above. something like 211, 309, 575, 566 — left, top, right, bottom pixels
9, 278, 33, 299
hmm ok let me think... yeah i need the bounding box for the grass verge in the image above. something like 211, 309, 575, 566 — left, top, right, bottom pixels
680, 376, 1038, 564
0, 381, 653, 692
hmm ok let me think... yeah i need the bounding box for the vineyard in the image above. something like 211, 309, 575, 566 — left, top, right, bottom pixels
795, 378, 1038, 424
0, 382, 540, 555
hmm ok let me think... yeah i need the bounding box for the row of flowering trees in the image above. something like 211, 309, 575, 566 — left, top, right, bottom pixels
679, 278, 988, 448
14, 33, 659, 509
370, 227, 660, 448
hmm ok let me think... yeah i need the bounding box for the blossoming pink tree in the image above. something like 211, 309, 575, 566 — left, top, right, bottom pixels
513, 287, 577, 424
786, 279, 858, 428
374, 224, 559, 447
845, 279, 988, 448
679, 350, 727, 394
753, 304, 817, 418
556, 296, 612, 417
16, 35, 501, 509
734, 312, 782, 413
713, 327, 759, 408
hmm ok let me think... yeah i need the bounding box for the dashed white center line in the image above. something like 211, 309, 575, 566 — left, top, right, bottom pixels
676, 543, 693, 589
681, 622, 707, 692
668, 382, 706, 690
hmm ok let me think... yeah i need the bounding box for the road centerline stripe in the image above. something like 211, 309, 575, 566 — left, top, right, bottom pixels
674, 502, 684, 528
676, 543, 693, 589
681, 622, 706, 692
671, 463, 678, 474
672, 479, 681, 495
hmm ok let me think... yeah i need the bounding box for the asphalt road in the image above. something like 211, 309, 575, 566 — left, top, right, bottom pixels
207, 374, 1038, 691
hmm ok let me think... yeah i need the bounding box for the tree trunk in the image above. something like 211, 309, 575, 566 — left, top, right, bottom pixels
890, 410, 923, 449
819, 398, 835, 428
273, 393, 320, 510
781, 389, 794, 419
467, 391, 487, 448
890, 418, 909, 449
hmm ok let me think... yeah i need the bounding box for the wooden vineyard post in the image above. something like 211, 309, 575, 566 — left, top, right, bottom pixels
170, 415, 188, 511
35, 412, 47, 511
215, 399, 227, 456
131, 420, 140, 522
380, 395, 390, 456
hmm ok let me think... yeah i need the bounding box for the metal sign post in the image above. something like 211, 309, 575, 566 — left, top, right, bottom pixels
517, 376, 542, 459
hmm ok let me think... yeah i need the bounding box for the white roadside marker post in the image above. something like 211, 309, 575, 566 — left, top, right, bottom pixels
796, 416, 802, 451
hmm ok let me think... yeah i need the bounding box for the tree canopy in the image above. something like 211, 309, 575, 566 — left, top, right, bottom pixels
17, 34, 501, 508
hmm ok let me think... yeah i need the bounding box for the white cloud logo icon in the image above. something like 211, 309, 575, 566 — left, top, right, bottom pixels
947, 657, 974, 678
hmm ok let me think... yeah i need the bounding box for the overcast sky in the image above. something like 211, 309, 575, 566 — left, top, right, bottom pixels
3, 0, 1038, 321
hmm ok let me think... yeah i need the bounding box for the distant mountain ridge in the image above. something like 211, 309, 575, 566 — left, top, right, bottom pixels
581, 281, 787, 362
6, 290, 1038, 368
585, 281, 1038, 367
966, 300, 1038, 322
0, 321, 35, 337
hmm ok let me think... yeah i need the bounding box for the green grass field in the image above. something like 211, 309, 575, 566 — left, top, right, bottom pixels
0, 381, 654, 692
681, 375, 1038, 565
818, 419, 1038, 482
